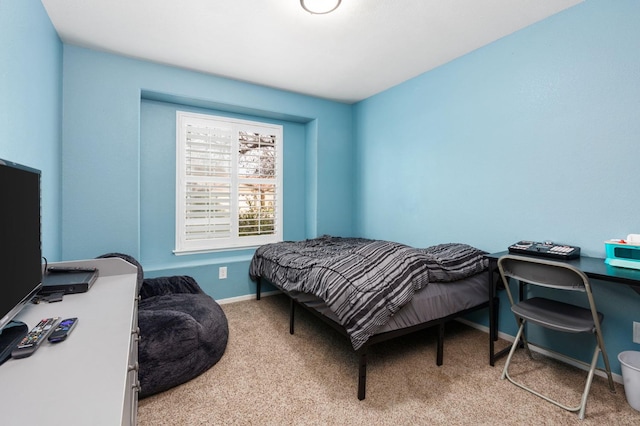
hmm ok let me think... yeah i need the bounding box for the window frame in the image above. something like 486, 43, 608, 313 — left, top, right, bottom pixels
175, 111, 283, 254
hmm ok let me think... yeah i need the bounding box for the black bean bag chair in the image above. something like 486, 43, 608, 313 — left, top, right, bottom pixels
97, 253, 229, 398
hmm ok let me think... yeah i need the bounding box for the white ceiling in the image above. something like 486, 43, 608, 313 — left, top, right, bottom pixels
41, 0, 583, 104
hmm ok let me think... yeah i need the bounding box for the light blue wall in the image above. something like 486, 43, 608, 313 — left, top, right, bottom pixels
61, 46, 354, 299
5, 0, 639, 376
354, 0, 640, 374
0, 0, 62, 260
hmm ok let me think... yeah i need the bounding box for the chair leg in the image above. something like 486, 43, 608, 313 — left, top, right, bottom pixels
578, 345, 602, 420
595, 331, 616, 393
514, 318, 533, 359
501, 322, 525, 380
576, 332, 616, 419
503, 329, 606, 420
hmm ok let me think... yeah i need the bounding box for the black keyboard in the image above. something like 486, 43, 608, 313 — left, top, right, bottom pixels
508, 240, 581, 260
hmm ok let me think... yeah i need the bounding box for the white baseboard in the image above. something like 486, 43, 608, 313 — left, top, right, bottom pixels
456, 318, 623, 384
217, 290, 280, 305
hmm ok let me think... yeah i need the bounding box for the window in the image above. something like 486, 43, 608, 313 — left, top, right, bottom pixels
175, 111, 283, 253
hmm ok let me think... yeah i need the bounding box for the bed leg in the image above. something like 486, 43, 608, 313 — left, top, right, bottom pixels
256, 278, 261, 300
437, 322, 444, 366
289, 298, 295, 335
358, 350, 367, 400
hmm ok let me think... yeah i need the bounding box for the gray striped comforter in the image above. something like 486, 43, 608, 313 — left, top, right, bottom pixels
249, 236, 487, 350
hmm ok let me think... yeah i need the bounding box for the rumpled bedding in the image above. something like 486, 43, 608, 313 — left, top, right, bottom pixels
249, 236, 487, 350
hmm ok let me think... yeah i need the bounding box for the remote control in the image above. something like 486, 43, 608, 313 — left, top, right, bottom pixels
11, 317, 60, 359
48, 318, 78, 343
47, 266, 97, 273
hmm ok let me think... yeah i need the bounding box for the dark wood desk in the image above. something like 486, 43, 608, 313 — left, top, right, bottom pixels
485, 251, 640, 366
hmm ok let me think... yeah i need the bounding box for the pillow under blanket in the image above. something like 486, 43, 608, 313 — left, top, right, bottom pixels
420, 243, 488, 282
138, 291, 229, 398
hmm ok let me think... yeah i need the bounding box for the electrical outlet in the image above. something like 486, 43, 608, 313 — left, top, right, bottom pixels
219, 266, 227, 280
634, 322, 640, 344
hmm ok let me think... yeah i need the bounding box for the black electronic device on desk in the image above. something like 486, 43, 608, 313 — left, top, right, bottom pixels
40, 267, 98, 295
508, 240, 581, 260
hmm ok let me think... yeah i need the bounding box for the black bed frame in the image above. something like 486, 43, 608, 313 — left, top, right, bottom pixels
256, 278, 497, 400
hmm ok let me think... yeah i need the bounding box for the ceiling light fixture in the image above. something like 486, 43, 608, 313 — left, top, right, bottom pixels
300, 0, 342, 15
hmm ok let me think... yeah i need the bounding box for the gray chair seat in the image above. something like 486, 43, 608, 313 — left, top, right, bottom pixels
511, 297, 602, 333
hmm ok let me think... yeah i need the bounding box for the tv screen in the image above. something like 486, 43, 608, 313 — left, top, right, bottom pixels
0, 159, 42, 333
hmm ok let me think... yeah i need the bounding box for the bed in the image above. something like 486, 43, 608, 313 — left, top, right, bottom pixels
249, 236, 492, 399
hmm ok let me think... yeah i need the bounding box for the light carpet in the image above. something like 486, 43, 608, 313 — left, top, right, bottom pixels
138, 294, 640, 425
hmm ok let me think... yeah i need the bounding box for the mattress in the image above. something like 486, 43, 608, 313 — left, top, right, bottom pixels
283, 270, 489, 336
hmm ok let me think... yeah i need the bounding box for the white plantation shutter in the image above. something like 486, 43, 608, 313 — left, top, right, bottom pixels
238, 131, 277, 237
176, 112, 283, 252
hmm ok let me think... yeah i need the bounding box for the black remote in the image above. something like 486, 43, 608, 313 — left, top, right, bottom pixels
11, 317, 60, 359
48, 318, 78, 343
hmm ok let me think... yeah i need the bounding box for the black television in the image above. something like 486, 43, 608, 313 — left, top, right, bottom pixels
0, 158, 43, 360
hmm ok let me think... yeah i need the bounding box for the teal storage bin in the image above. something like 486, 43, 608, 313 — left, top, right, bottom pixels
605, 240, 640, 270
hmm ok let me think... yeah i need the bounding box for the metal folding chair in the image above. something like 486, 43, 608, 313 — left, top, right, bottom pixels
497, 254, 615, 419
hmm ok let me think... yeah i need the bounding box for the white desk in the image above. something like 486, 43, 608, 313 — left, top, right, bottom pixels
0, 258, 139, 425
